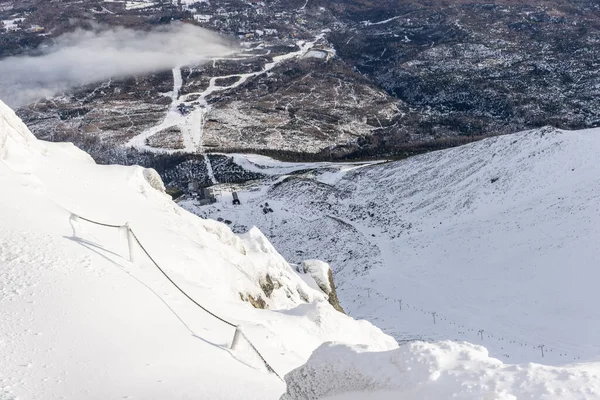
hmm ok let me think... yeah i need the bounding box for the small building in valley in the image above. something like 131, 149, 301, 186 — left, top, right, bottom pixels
188, 181, 200, 193
232, 192, 241, 205
197, 187, 216, 206
188, 181, 216, 206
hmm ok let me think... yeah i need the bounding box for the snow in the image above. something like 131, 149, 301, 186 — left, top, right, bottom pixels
325, 127, 600, 365
0, 100, 396, 399
283, 341, 600, 400
229, 153, 384, 177
194, 14, 212, 22
177, 0, 205, 5
1, 18, 24, 32
303, 50, 328, 59
361, 16, 402, 26
125, 1, 156, 10
185, 125, 600, 395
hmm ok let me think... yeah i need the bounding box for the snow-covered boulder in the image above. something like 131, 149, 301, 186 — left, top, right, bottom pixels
281, 341, 600, 400
142, 167, 166, 193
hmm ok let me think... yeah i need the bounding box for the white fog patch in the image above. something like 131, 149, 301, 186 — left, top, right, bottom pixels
0, 23, 236, 107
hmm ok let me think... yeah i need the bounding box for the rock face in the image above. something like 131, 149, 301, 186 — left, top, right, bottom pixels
240, 260, 345, 313
324, 269, 345, 314
301, 260, 345, 314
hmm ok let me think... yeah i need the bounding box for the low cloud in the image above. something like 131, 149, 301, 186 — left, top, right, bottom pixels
0, 23, 236, 107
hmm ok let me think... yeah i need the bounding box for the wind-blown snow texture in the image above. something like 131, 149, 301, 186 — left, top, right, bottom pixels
0, 100, 396, 399
282, 341, 600, 400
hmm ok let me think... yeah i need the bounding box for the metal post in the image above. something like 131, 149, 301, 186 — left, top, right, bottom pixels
432, 312, 437, 324
231, 326, 243, 350
69, 214, 79, 237
124, 223, 135, 262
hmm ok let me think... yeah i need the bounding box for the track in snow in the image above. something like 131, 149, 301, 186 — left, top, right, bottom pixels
126, 36, 325, 156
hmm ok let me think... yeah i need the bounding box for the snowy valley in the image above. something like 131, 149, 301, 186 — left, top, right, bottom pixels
183, 126, 600, 397
187, 126, 600, 365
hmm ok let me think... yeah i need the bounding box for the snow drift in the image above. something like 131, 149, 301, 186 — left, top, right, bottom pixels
0, 99, 396, 399
282, 341, 600, 400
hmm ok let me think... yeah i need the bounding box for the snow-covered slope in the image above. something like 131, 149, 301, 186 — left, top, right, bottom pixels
0, 100, 397, 399
186, 126, 600, 368
181, 128, 600, 398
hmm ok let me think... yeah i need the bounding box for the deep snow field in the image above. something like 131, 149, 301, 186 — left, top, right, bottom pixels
4, 94, 600, 400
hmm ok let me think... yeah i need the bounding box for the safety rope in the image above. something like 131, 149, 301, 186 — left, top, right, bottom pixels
126, 228, 237, 328
240, 330, 285, 381
69, 212, 285, 382
71, 214, 123, 229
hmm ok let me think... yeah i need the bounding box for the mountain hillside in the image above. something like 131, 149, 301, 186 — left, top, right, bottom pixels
7, 0, 599, 163
0, 100, 397, 399
187, 126, 600, 368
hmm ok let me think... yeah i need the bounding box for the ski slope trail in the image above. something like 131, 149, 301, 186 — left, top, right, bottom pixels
204, 154, 218, 184
126, 66, 184, 153
126, 36, 325, 155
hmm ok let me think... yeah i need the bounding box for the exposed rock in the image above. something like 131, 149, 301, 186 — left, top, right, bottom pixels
260, 274, 275, 298
301, 260, 345, 314
239, 292, 267, 309
324, 268, 345, 314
